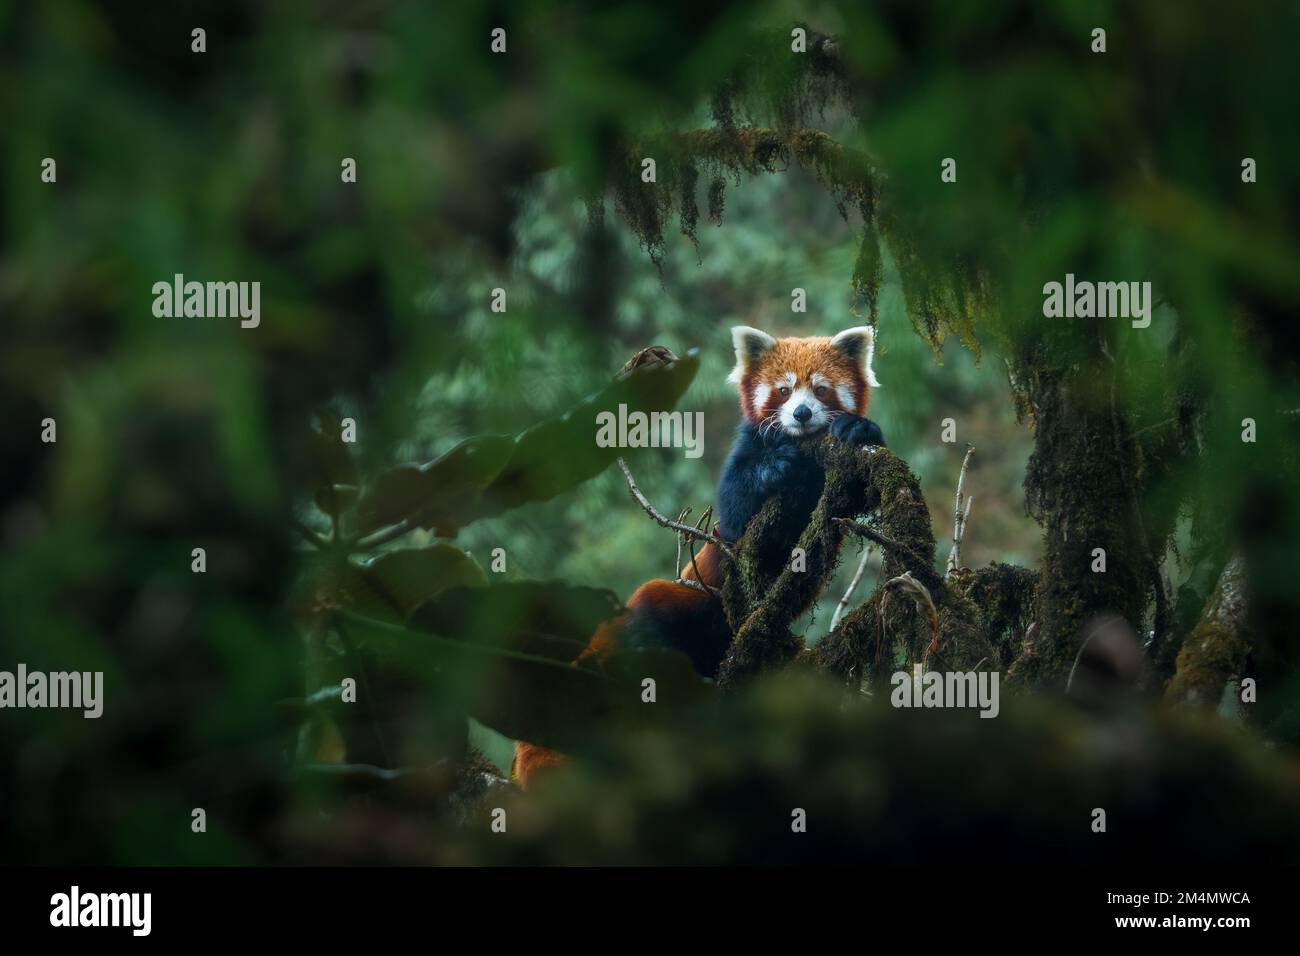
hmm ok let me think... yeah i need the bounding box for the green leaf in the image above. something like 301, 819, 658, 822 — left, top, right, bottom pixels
353, 434, 515, 535
337, 545, 488, 621
409, 580, 623, 653
314, 483, 358, 517
475, 347, 700, 517
305, 420, 360, 515
352, 347, 699, 535
343, 578, 712, 749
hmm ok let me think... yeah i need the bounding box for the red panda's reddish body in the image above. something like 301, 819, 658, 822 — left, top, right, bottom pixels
511, 325, 883, 788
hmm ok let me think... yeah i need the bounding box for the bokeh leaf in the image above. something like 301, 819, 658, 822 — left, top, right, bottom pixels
475, 347, 700, 516
354, 435, 516, 535
305, 420, 360, 514
352, 348, 700, 535
336, 545, 488, 621
348, 579, 711, 748
409, 580, 623, 652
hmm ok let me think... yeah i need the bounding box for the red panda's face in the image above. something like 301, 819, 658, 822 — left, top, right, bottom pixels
727, 326, 879, 438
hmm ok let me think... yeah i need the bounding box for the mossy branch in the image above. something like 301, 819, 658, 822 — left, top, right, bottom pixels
1165, 556, 1250, 710
620, 428, 1034, 690
816, 461, 1032, 684
835, 518, 943, 592
719, 438, 936, 688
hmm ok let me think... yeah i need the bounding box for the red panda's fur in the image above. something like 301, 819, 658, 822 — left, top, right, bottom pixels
733, 334, 874, 425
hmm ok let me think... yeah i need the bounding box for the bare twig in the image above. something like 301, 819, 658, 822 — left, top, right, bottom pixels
675, 576, 721, 598
675, 507, 691, 576
692, 505, 713, 539
830, 542, 874, 634
618, 458, 734, 562
833, 518, 908, 555
947, 445, 975, 575
686, 512, 717, 587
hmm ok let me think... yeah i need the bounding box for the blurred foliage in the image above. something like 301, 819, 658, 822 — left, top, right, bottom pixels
2, 0, 1300, 863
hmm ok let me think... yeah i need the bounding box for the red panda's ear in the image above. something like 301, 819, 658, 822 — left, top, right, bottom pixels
727, 326, 777, 385
831, 325, 880, 388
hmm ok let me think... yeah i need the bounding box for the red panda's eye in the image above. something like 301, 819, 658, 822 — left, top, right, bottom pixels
814, 385, 828, 397
777, 386, 791, 397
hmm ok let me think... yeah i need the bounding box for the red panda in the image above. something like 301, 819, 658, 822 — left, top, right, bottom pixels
511, 325, 883, 789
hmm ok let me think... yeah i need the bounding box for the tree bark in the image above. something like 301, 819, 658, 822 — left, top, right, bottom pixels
1165, 556, 1249, 710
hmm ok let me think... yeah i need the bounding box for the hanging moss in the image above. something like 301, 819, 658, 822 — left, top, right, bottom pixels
610, 127, 885, 272
708, 25, 851, 140
850, 224, 883, 321
609, 142, 671, 268
710, 75, 740, 135
677, 161, 700, 247
706, 176, 726, 225
606, 118, 991, 363
875, 202, 986, 358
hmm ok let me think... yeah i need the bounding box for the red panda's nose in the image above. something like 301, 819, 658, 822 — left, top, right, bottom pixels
792, 404, 812, 423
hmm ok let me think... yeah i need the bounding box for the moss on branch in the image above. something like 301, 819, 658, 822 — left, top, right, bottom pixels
715, 437, 1014, 688
1166, 556, 1250, 710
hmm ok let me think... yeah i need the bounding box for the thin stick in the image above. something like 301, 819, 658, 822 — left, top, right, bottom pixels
684, 505, 714, 585
947, 444, 974, 575
618, 458, 734, 562
830, 542, 873, 634
693, 504, 714, 537
833, 518, 909, 555
675, 576, 721, 598
675, 507, 691, 577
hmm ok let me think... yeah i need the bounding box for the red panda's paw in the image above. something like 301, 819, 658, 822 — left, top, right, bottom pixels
831, 413, 885, 447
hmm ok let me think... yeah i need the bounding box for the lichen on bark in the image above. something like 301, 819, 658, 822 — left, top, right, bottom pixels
1165, 556, 1250, 710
